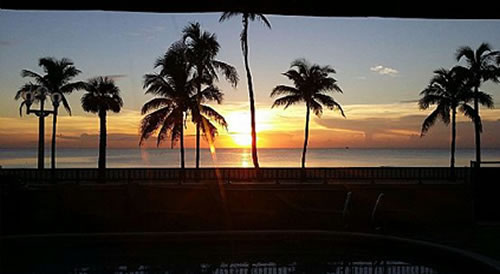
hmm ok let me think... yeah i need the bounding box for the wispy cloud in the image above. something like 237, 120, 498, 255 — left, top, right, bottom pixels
370, 65, 399, 77
127, 26, 166, 39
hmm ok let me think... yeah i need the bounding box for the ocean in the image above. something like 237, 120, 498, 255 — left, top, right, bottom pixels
1, 148, 499, 168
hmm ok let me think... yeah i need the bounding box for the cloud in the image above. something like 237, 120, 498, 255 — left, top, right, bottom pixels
370, 65, 399, 76
0, 40, 13, 47
104, 74, 127, 81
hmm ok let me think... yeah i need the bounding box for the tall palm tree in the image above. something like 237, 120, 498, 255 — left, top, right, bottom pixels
21, 57, 85, 169
81, 77, 123, 170
455, 43, 499, 166
140, 41, 228, 168
219, 12, 271, 168
271, 59, 345, 168
182, 22, 238, 168
418, 67, 489, 172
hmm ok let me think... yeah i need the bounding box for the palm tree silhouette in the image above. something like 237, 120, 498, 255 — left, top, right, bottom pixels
271, 59, 345, 168
455, 43, 499, 166
15, 83, 41, 116
219, 12, 271, 168
182, 22, 238, 168
140, 41, 228, 168
81, 77, 123, 170
20, 57, 85, 169
418, 67, 487, 172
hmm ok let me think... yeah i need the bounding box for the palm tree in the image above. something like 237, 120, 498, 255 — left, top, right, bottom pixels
182, 22, 238, 168
15, 83, 46, 169
81, 77, 123, 170
21, 57, 85, 169
455, 43, 499, 166
271, 59, 345, 168
418, 67, 489, 172
219, 12, 271, 168
140, 41, 228, 169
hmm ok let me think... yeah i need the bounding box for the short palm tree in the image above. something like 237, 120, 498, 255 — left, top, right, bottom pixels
81, 77, 123, 170
418, 67, 489, 171
219, 12, 271, 168
455, 43, 499, 166
20, 57, 85, 169
271, 59, 345, 168
140, 41, 228, 168
15, 82, 46, 169
182, 22, 238, 168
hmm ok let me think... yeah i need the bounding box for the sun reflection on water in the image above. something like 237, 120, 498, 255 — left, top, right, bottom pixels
240, 150, 251, 167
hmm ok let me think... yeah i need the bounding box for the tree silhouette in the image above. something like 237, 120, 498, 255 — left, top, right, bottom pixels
455, 43, 499, 166
20, 57, 85, 169
182, 22, 238, 168
418, 67, 488, 172
81, 77, 123, 170
219, 12, 271, 168
271, 59, 345, 168
140, 41, 228, 168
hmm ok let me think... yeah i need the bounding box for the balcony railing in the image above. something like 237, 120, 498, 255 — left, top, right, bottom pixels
0, 167, 470, 185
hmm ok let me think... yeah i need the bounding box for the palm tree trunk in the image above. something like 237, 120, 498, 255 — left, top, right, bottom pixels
51, 105, 58, 169
301, 105, 311, 169
38, 98, 45, 169
180, 118, 185, 169
473, 86, 481, 167
450, 107, 456, 178
196, 68, 202, 169
242, 16, 260, 168
98, 110, 106, 170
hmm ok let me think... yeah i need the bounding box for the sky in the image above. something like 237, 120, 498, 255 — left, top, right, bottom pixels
1, 10, 500, 149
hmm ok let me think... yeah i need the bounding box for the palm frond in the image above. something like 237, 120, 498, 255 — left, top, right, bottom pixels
143, 74, 175, 96
270, 85, 299, 97
314, 93, 345, 117
18, 101, 26, 117
60, 81, 87, 94
82, 76, 123, 114
460, 103, 483, 132
80, 93, 100, 114
200, 116, 218, 141
418, 93, 446, 110
219, 12, 240, 22
476, 91, 494, 108
60, 94, 72, 115
271, 94, 303, 109
455, 46, 475, 63
476, 42, 493, 61
157, 109, 183, 148
21, 69, 44, 82
200, 85, 224, 104
200, 104, 228, 129
139, 107, 171, 145
212, 60, 239, 87
309, 99, 323, 117
420, 108, 440, 137
256, 14, 272, 29
141, 98, 173, 115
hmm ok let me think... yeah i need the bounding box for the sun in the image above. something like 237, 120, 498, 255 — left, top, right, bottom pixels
232, 133, 252, 147
225, 110, 271, 148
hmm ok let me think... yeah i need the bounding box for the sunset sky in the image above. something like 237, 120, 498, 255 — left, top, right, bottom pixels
1, 10, 499, 149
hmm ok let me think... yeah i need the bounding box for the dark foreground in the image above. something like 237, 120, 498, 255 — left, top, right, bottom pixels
2, 231, 500, 273
1, 167, 500, 273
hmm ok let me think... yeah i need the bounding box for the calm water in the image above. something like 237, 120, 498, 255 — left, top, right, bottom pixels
1, 148, 500, 168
